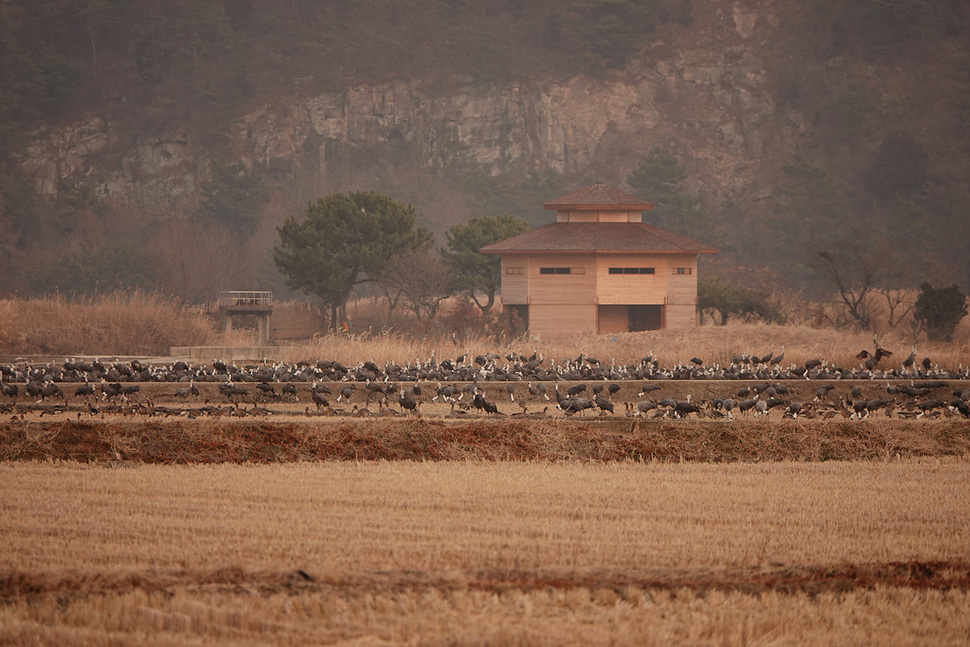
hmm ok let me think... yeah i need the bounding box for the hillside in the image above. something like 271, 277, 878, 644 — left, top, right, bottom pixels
1, 0, 968, 301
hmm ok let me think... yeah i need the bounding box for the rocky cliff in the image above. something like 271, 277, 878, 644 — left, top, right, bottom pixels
10, 0, 969, 297
19, 2, 796, 231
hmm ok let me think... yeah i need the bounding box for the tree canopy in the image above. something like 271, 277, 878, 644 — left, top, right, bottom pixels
914, 282, 968, 342
558, 1, 661, 71
442, 215, 529, 314
697, 279, 781, 326
197, 162, 269, 237
273, 191, 433, 328
626, 147, 707, 240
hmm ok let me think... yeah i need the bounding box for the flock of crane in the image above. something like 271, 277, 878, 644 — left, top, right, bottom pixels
1, 343, 969, 421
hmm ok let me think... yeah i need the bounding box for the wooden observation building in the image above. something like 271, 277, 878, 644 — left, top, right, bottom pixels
480, 183, 717, 339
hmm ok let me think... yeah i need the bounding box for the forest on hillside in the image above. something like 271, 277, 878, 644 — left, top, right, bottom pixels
1, 0, 969, 331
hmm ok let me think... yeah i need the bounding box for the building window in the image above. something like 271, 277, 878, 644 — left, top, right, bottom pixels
674, 267, 693, 275
609, 267, 655, 275
505, 267, 523, 275
540, 267, 572, 275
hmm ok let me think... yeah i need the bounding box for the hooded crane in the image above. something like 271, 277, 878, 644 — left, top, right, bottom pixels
41, 381, 64, 402
311, 389, 330, 410
634, 400, 657, 417
594, 395, 614, 415
74, 379, 95, 399
528, 382, 549, 401
472, 389, 499, 415
398, 390, 419, 415
0, 379, 18, 399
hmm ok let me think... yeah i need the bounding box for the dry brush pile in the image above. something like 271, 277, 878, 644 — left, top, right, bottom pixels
2, 417, 969, 464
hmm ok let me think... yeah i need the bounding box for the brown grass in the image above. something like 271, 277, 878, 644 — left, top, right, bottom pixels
273, 321, 970, 375
1, 585, 967, 646
1, 460, 968, 645
509, 322, 970, 373
1, 291, 967, 372
2, 417, 970, 464
0, 291, 219, 356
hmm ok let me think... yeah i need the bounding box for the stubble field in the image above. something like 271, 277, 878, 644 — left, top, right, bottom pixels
2, 456, 970, 645
3, 319, 970, 645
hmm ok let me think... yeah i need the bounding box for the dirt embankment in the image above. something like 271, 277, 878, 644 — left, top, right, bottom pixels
3, 561, 969, 601
2, 418, 969, 464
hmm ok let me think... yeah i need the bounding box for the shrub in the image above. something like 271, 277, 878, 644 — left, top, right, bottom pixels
914, 283, 968, 342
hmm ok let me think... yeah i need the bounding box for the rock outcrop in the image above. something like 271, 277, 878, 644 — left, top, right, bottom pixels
18, 2, 797, 222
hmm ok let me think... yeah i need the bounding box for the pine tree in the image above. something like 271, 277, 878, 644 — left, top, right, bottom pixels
274, 191, 433, 329
442, 215, 529, 314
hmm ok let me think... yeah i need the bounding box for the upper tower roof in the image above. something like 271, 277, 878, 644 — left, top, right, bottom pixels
542, 182, 654, 211
480, 181, 716, 256
479, 222, 717, 255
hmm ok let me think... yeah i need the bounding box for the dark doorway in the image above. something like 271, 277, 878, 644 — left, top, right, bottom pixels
508, 305, 529, 333
629, 305, 663, 331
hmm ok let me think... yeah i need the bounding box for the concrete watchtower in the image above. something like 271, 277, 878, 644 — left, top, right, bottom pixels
218, 291, 274, 345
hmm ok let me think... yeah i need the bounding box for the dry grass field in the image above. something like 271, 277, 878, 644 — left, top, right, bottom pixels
3, 302, 970, 645
1, 460, 969, 646
277, 321, 970, 375
0, 292, 220, 357
3, 291, 969, 370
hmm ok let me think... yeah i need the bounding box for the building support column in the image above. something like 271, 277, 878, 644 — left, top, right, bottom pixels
255, 315, 271, 345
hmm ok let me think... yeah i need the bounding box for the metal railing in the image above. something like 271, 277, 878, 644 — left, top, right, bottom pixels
218, 291, 274, 307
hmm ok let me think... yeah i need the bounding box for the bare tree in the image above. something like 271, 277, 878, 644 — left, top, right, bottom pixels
811, 237, 903, 332
377, 250, 453, 322
876, 287, 915, 331
153, 217, 251, 304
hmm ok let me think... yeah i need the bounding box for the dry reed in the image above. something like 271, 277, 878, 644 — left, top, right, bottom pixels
0, 291, 218, 356
508, 322, 970, 372
274, 321, 970, 374
1, 291, 967, 371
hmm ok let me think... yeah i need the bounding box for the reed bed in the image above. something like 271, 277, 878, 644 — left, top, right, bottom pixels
0, 292, 218, 356
277, 322, 970, 373
1, 460, 968, 646
1, 291, 967, 371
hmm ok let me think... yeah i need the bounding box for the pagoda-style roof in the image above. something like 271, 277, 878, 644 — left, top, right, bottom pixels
479, 222, 718, 255
543, 182, 654, 211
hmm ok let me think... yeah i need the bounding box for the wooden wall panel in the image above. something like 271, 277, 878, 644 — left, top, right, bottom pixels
499, 250, 701, 334
595, 254, 668, 305
666, 255, 697, 305
529, 304, 597, 338
500, 258, 529, 304
665, 303, 697, 328
527, 254, 596, 305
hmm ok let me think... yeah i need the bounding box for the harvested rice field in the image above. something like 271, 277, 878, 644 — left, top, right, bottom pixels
2, 459, 969, 646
